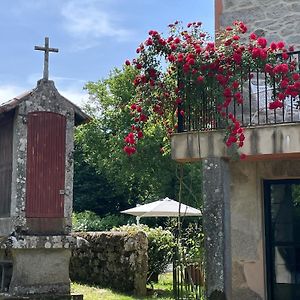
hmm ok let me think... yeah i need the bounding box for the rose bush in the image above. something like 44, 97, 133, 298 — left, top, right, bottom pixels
124, 21, 300, 159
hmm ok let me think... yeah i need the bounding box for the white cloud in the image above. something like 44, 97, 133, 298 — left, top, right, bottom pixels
59, 88, 89, 108
0, 81, 89, 108
0, 85, 28, 105
51, 76, 89, 107
61, 0, 133, 49
27, 73, 42, 87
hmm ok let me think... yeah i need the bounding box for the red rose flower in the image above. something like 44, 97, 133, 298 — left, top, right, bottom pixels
250, 32, 257, 40
170, 44, 177, 51
269, 100, 283, 109
251, 48, 261, 59
146, 38, 153, 46
280, 79, 289, 88
223, 88, 232, 97
264, 64, 273, 74
124, 132, 136, 144
188, 58, 195, 65
257, 37, 267, 48
277, 41, 285, 49
174, 37, 181, 44
224, 39, 232, 46
137, 131, 143, 139
197, 76, 204, 83
270, 42, 277, 51
240, 153, 247, 160
233, 52, 242, 64
176, 98, 182, 105
168, 54, 176, 62
260, 49, 267, 60
239, 22, 247, 33
124, 146, 136, 156
293, 73, 300, 80
282, 52, 289, 60
232, 81, 239, 89
139, 114, 148, 122
130, 103, 137, 110
289, 45, 295, 52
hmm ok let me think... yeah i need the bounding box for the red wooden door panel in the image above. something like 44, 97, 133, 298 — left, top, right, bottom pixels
26, 112, 66, 218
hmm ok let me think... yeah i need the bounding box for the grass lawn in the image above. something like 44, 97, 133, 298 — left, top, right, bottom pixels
71, 273, 174, 300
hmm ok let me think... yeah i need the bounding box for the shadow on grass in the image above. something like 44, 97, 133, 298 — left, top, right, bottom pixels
72, 273, 174, 300
142, 273, 174, 299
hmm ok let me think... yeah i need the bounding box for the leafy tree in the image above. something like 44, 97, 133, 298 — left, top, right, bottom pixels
73, 143, 130, 215
74, 67, 180, 215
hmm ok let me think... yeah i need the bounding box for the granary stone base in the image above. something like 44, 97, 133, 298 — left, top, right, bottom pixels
9, 249, 71, 296
0, 235, 86, 298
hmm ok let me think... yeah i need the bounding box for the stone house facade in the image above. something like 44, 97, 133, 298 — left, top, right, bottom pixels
171, 1, 300, 299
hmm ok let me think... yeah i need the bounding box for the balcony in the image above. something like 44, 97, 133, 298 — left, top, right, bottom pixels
172, 51, 300, 162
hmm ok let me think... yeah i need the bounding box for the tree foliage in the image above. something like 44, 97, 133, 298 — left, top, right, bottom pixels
74, 66, 202, 217
74, 67, 181, 215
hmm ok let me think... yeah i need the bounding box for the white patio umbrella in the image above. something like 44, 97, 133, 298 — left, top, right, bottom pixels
121, 197, 201, 224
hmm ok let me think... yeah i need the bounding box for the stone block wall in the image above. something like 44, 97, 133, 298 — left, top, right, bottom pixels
70, 231, 148, 296
217, 0, 300, 49
229, 159, 300, 300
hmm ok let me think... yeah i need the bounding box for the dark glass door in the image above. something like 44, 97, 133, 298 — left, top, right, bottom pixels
264, 180, 300, 300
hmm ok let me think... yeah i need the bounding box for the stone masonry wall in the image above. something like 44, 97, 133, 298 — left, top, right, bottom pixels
219, 0, 300, 49
229, 159, 300, 300
70, 231, 148, 296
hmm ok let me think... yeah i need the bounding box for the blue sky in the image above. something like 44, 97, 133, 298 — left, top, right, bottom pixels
0, 0, 214, 106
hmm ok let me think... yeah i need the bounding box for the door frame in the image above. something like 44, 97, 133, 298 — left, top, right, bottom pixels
264, 178, 300, 300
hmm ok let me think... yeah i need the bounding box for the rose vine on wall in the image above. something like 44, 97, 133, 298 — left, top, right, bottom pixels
123, 21, 300, 159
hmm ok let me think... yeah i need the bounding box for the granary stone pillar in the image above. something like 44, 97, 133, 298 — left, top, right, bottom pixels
0, 37, 88, 299
202, 158, 231, 300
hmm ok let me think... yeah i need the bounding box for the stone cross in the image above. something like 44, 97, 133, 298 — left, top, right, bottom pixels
34, 37, 59, 81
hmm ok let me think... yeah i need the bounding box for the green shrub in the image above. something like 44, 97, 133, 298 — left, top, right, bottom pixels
113, 224, 175, 281
180, 223, 204, 263
72, 211, 129, 231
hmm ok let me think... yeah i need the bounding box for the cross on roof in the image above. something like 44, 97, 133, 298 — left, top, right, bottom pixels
34, 37, 59, 81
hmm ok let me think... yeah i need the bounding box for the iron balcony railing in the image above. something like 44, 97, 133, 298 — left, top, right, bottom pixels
178, 51, 300, 133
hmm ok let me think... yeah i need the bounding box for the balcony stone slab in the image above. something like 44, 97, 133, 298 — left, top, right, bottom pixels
171, 123, 300, 162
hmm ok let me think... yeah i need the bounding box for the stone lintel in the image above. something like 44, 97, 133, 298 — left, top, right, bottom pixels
202, 158, 231, 300
171, 123, 300, 162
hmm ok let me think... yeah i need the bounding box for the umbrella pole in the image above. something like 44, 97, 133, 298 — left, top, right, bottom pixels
177, 164, 183, 299
136, 216, 140, 225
